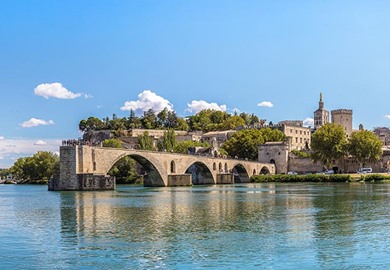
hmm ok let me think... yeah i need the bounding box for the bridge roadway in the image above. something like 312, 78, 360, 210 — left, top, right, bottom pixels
49, 145, 275, 191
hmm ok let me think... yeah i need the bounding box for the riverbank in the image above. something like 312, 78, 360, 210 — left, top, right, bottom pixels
0, 179, 48, 185
251, 173, 390, 183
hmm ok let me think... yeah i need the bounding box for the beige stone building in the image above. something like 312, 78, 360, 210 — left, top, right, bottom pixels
275, 120, 311, 150
201, 130, 236, 149
331, 109, 353, 138
374, 127, 390, 146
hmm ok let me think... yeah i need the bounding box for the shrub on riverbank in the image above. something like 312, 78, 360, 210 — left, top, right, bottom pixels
251, 174, 352, 183
359, 174, 390, 182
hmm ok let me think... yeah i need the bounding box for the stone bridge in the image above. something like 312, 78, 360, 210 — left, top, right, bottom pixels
49, 145, 275, 191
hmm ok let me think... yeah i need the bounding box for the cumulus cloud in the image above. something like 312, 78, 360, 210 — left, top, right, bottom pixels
232, 108, 241, 114
120, 90, 173, 113
0, 138, 62, 168
385, 115, 390, 119
257, 101, 274, 108
20, 118, 54, 128
186, 100, 227, 114
34, 140, 47, 146
303, 117, 314, 127
34, 82, 90, 99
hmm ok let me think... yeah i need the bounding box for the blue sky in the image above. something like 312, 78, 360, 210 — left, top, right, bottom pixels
1, 0, 390, 167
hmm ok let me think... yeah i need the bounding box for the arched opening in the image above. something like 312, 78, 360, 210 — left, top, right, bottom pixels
253, 169, 256, 176
260, 166, 270, 175
225, 163, 228, 173
106, 154, 165, 187
185, 162, 214, 185
269, 159, 276, 173
219, 163, 222, 172
232, 164, 250, 183
213, 162, 216, 171
170, 160, 176, 173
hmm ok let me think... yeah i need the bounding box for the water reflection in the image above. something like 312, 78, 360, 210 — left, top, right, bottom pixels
3, 183, 390, 269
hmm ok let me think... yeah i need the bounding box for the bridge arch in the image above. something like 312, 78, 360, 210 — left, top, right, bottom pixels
185, 161, 214, 185
107, 153, 166, 187
260, 166, 270, 175
231, 163, 250, 183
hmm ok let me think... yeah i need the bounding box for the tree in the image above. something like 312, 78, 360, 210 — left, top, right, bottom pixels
222, 115, 245, 130
311, 123, 347, 169
348, 130, 383, 167
9, 151, 59, 182
222, 129, 263, 160
222, 128, 285, 160
187, 109, 231, 132
137, 131, 155, 150
108, 156, 140, 184
102, 139, 122, 148
142, 109, 158, 129
78, 117, 105, 132
157, 129, 177, 152
128, 109, 142, 129
258, 127, 285, 142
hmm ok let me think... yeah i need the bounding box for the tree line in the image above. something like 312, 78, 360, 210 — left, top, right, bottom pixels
311, 123, 383, 170
79, 108, 263, 133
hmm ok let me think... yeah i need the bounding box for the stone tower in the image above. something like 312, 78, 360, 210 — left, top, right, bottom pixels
313, 92, 329, 130
331, 109, 353, 138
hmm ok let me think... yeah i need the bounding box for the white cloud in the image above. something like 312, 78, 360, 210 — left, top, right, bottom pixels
0, 136, 4, 140
20, 118, 55, 128
186, 100, 227, 114
232, 108, 241, 114
257, 101, 274, 108
385, 115, 390, 120
34, 140, 47, 146
0, 138, 62, 168
120, 90, 173, 113
34, 82, 90, 99
303, 117, 314, 127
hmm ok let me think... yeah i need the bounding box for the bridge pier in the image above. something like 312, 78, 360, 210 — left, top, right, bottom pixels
216, 173, 234, 184
168, 174, 192, 186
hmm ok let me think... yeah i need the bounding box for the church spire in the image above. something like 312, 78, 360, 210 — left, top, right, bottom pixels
319, 92, 324, 109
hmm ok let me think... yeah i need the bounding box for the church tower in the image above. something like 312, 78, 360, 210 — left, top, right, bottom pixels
313, 92, 329, 130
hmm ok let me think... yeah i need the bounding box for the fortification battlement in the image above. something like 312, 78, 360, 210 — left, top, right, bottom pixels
331, 109, 353, 115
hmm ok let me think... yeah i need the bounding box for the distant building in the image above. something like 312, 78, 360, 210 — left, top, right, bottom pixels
373, 127, 390, 146
331, 109, 353, 138
201, 130, 236, 149
313, 92, 329, 130
274, 120, 311, 150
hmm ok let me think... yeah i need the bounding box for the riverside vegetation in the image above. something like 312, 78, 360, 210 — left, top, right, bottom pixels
251, 173, 390, 183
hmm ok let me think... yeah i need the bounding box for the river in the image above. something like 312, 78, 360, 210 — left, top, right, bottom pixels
1, 183, 390, 269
